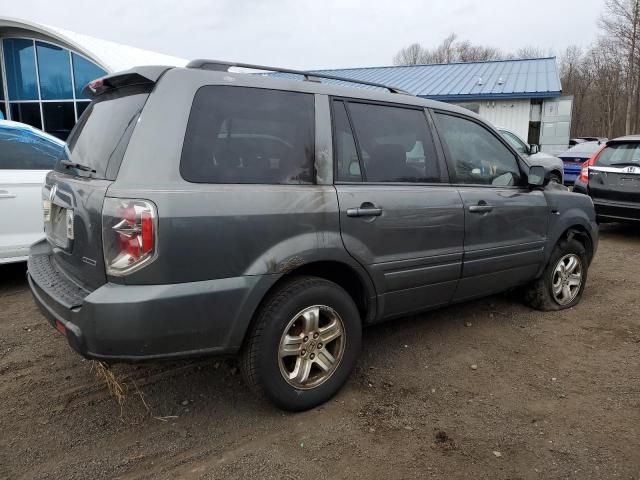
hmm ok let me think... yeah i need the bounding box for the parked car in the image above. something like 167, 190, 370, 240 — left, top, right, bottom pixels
558, 142, 604, 184
0, 120, 64, 264
577, 136, 608, 143
498, 127, 564, 183
573, 135, 640, 223
28, 62, 599, 411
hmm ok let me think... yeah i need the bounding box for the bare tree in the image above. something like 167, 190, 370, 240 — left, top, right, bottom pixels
391, 2, 640, 137
600, 0, 640, 134
456, 40, 504, 62
393, 43, 429, 66
516, 46, 553, 59
393, 34, 503, 65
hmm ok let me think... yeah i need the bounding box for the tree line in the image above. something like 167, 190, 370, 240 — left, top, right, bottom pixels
393, 0, 640, 139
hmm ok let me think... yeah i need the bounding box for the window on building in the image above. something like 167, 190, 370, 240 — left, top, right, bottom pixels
181, 86, 315, 184
76, 101, 91, 118
1, 38, 107, 139
43, 102, 76, 140
435, 113, 522, 186
0, 60, 4, 100
10, 103, 42, 129
36, 41, 73, 100
3, 39, 38, 100
346, 102, 440, 183
72, 53, 106, 99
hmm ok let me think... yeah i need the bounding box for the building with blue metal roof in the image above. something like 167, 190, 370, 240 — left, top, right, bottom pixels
274, 57, 571, 154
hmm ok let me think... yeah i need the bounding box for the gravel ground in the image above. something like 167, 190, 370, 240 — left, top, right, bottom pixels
1, 224, 639, 480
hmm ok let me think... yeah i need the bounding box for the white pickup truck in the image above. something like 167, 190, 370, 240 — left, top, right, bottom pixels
0, 120, 64, 264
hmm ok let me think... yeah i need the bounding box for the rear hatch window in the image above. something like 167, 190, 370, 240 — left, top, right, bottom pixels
55, 85, 150, 180
43, 85, 151, 290
595, 142, 640, 167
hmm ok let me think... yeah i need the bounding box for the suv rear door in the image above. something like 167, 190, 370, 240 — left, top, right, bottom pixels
433, 111, 548, 301
43, 79, 153, 290
588, 140, 640, 221
332, 99, 464, 320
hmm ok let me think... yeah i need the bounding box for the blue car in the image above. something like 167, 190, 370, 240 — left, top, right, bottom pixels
558, 142, 603, 184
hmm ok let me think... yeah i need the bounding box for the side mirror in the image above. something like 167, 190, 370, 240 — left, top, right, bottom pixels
529, 144, 540, 155
528, 165, 548, 187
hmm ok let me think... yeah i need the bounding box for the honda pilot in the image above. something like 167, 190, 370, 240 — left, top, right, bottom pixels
28, 61, 599, 411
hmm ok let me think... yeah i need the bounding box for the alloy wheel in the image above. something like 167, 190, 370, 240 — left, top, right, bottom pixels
278, 305, 346, 390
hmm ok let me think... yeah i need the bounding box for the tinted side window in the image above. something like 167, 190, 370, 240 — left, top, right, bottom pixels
333, 101, 361, 181
0, 128, 62, 169
436, 113, 521, 186
347, 102, 440, 183
181, 86, 315, 184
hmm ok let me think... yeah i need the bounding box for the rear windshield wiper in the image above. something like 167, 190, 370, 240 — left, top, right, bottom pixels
60, 160, 96, 173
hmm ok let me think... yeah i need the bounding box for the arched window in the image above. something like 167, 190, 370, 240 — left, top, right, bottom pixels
1, 38, 107, 140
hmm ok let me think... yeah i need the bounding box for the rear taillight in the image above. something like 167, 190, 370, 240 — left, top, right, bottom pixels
578, 145, 607, 182
102, 198, 157, 276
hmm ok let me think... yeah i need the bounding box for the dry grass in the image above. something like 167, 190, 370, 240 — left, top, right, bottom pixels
90, 361, 152, 418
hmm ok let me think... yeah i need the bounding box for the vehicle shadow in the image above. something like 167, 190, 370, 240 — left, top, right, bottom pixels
95, 293, 509, 423
598, 222, 640, 240
0, 262, 28, 294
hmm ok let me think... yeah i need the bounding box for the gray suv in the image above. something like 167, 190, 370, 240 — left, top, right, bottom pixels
28, 61, 598, 411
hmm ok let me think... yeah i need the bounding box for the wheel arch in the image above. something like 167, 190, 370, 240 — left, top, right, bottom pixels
237, 260, 377, 349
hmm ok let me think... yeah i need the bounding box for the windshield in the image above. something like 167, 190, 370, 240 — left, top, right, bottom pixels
596, 143, 640, 166
55, 86, 150, 179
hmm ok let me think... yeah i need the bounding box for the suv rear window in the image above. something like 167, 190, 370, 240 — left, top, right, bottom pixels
55, 86, 150, 180
181, 86, 315, 184
596, 143, 640, 166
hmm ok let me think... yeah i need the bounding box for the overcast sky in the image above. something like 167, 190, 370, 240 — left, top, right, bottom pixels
3, 0, 605, 69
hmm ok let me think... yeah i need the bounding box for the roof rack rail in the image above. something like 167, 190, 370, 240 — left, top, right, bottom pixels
186, 59, 412, 95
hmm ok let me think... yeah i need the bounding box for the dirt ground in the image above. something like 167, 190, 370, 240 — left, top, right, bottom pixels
1, 224, 639, 480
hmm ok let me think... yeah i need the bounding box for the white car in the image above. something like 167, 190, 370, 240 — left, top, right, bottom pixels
0, 120, 64, 264
498, 127, 565, 184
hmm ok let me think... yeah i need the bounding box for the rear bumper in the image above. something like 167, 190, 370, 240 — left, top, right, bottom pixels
594, 199, 640, 223
28, 243, 275, 361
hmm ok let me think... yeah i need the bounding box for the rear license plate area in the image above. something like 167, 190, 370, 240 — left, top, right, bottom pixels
47, 205, 74, 248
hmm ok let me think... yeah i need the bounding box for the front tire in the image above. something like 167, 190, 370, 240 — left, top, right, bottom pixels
524, 238, 588, 311
241, 276, 361, 411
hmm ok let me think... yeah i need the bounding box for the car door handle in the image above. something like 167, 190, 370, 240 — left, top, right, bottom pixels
0, 190, 16, 199
468, 204, 493, 213
346, 206, 383, 217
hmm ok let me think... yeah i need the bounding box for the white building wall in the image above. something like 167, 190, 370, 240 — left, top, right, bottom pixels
478, 99, 531, 141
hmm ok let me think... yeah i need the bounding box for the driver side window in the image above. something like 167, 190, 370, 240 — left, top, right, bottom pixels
435, 113, 521, 186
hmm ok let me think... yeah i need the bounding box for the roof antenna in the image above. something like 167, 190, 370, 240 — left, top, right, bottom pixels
477, 77, 483, 86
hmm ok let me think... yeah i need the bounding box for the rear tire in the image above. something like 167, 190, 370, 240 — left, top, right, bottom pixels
241, 276, 361, 411
549, 172, 562, 184
524, 238, 588, 311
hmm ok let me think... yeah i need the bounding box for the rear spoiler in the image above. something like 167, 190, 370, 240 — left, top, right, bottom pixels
81, 66, 172, 98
